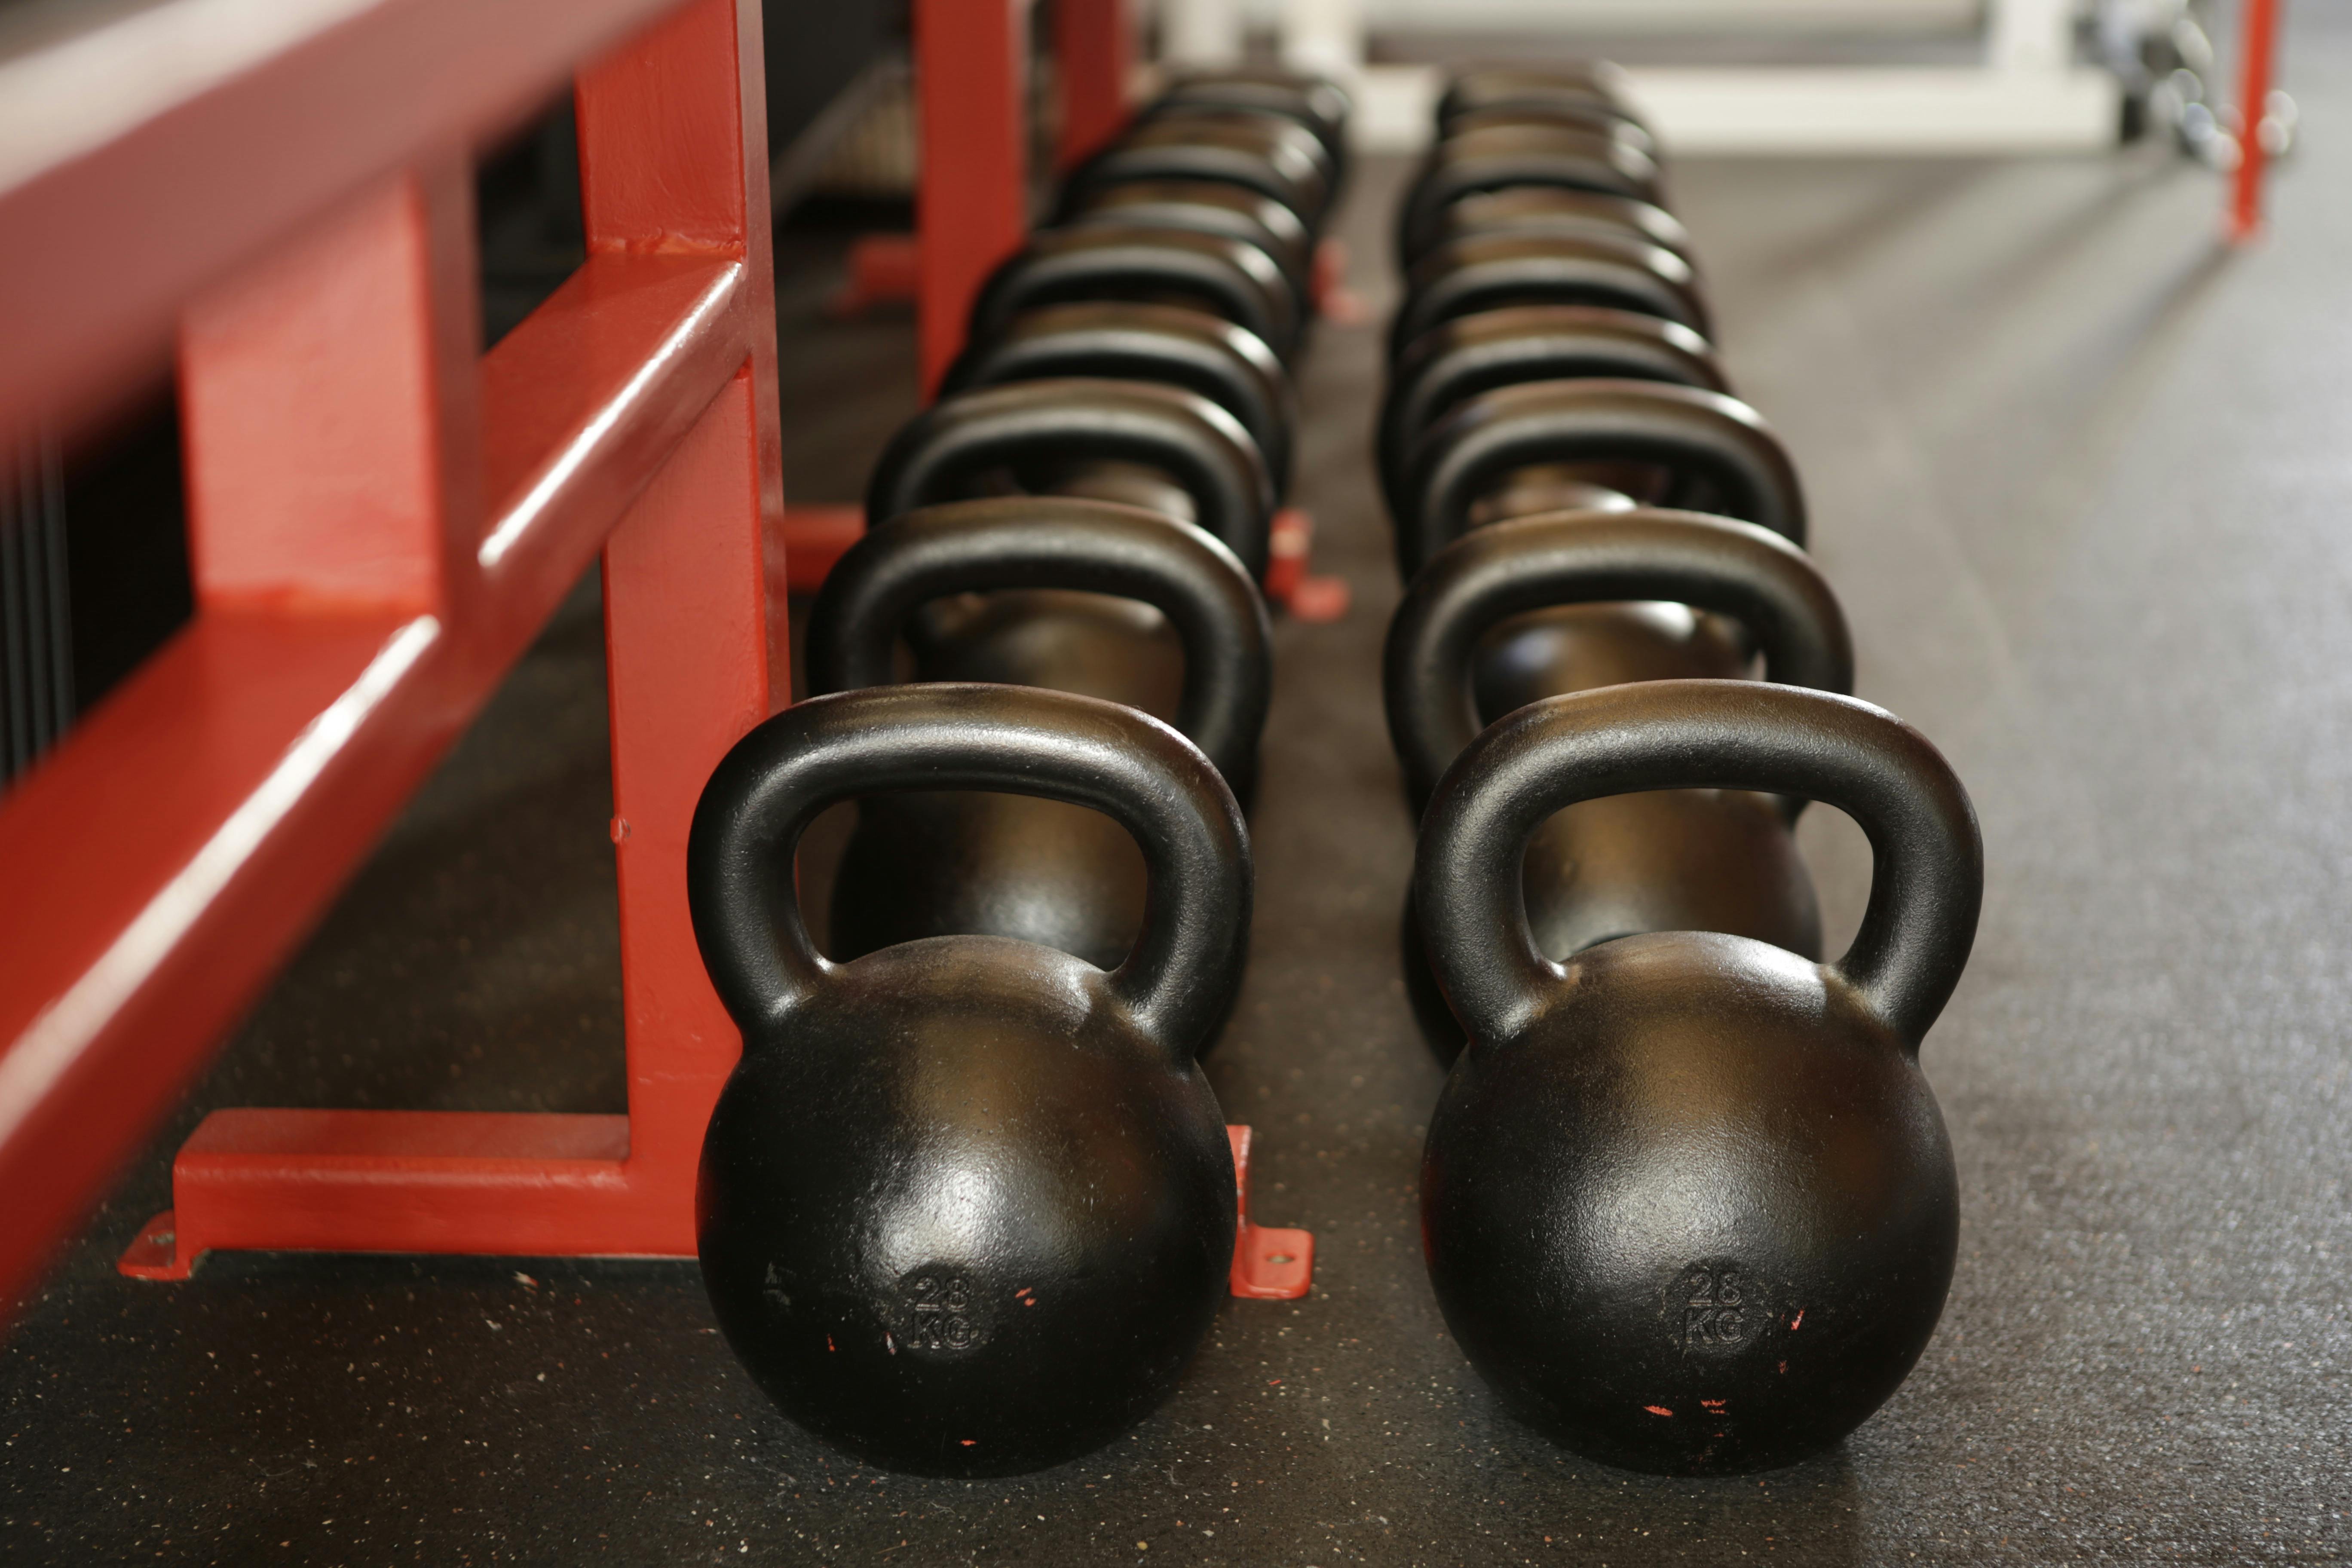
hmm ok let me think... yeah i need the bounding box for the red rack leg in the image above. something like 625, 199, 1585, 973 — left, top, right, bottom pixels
1056, 0, 1135, 172
2229, 0, 2281, 242
913, 0, 1032, 397
1227, 1125, 1313, 1299
118, 0, 787, 1281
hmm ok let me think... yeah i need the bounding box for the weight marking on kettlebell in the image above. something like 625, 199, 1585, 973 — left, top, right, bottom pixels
1669, 1263, 1776, 1355
901, 1269, 987, 1353
762, 1262, 792, 1309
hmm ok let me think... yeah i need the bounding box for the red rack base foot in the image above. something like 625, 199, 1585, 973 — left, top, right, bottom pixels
1266, 508, 1351, 624
1312, 238, 1367, 326
1226, 1124, 1313, 1299
116, 1211, 186, 1280
122, 1118, 1314, 1301
828, 235, 921, 316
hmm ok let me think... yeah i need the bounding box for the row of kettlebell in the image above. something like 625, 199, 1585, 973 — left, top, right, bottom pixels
1381, 66, 1987, 1476
684, 72, 1352, 1479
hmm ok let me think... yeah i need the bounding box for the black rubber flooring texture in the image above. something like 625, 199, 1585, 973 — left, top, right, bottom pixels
7, 15, 2352, 1564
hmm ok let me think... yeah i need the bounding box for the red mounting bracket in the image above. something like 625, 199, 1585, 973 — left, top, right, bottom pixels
1227, 1124, 1313, 1299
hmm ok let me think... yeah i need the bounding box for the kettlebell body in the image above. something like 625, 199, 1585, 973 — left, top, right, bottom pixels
689, 683, 1252, 1476
1414, 680, 1981, 1474
701, 938, 1234, 1474
1424, 930, 1958, 1474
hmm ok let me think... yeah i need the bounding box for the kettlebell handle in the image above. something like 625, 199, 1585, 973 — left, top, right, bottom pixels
865, 379, 1275, 582
803, 498, 1274, 787
686, 683, 1251, 1058
1399, 379, 1805, 579
1384, 509, 1854, 809
1417, 680, 1980, 1050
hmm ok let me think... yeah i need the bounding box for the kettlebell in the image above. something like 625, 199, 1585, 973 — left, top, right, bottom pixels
1058, 179, 1314, 305
808, 498, 1271, 974
966, 227, 1301, 364
1417, 679, 1981, 1475
1147, 69, 1354, 183
1398, 126, 1664, 266
865, 378, 1276, 582
942, 303, 1297, 502
1379, 306, 1726, 517
1388, 233, 1712, 364
1438, 64, 1644, 133
1445, 102, 1657, 157
1409, 187, 1691, 269
689, 682, 1248, 1477
1065, 114, 1333, 232
1393, 378, 1806, 579
1387, 509, 1853, 1055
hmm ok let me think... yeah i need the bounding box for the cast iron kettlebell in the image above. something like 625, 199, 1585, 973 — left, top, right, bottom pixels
966, 228, 1302, 364
866, 379, 1276, 582
1392, 378, 1805, 579
1397, 125, 1664, 266
808, 498, 1271, 975
1406, 186, 1689, 270
1387, 508, 1853, 1056
1387, 231, 1712, 359
1057, 178, 1315, 303
1416, 679, 1982, 1475
942, 303, 1297, 502
1378, 305, 1727, 516
689, 683, 1248, 1477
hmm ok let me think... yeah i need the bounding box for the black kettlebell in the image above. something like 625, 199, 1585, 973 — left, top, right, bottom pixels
1398, 126, 1664, 266
1387, 509, 1853, 1055
943, 303, 1297, 502
866, 378, 1276, 582
1147, 69, 1354, 182
689, 682, 1248, 1478
1410, 187, 1690, 269
1379, 306, 1726, 517
1388, 232, 1712, 362
1393, 379, 1805, 579
1437, 64, 1647, 138
1445, 102, 1657, 157
808, 498, 1271, 974
1067, 113, 1333, 231
1417, 679, 1982, 1475
1058, 179, 1314, 305
967, 227, 1302, 364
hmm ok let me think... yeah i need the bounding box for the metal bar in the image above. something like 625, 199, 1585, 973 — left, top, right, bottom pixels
1056, 0, 1134, 172
913, 0, 1032, 397
1349, 62, 2119, 156
0, 0, 686, 443
2230, 0, 2281, 241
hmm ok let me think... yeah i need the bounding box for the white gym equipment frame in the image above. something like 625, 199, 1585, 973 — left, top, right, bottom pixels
1159, 0, 2120, 154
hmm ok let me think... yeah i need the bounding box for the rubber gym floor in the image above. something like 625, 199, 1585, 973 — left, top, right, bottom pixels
6, 14, 2350, 1564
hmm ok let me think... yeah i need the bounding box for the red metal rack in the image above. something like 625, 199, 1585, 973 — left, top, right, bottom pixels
0, 0, 1309, 1312
2229, 0, 2282, 242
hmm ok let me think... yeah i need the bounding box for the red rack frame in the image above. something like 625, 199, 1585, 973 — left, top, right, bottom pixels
0, 0, 1308, 1312
0, 0, 785, 1302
